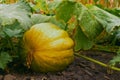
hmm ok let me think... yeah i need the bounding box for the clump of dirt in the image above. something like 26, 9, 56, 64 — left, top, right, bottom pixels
0, 51, 120, 80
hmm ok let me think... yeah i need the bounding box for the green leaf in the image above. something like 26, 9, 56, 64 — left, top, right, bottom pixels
74, 26, 94, 51
77, 4, 103, 40
0, 20, 22, 38
31, 14, 51, 24
105, 8, 120, 17
0, 1, 32, 30
109, 54, 120, 66
3, 28, 22, 37
33, 0, 48, 13
87, 5, 120, 34
56, 2, 103, 39
0, 52, 12, 69
56, 1, 76, 22
47, 0, 62, 14
17, 0, 32, 12
49, 16, 66, 30
55, 1, 103, 51
31, 14, 66, 29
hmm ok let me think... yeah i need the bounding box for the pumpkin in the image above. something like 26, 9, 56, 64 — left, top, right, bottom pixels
23, 23, 74, 72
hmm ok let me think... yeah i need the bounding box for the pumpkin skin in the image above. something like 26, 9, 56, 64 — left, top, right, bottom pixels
23, 23, 74, 72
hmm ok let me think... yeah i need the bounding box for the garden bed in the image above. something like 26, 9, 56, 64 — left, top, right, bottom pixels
0, 51, 120, 80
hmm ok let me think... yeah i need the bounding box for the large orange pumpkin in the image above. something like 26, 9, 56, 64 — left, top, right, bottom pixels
23, 23, 74, 72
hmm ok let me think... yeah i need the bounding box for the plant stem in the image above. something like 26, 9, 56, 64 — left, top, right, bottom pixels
74, 53, 120, 71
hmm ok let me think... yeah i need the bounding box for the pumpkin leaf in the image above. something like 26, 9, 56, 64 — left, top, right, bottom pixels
105, 8, 120, 17
87, 5, 120, 34
17, 0, 32, 12
47, 0, 62, 14
76, 3, 103, 40
74, 26, 94, 51
56, 1, 103, 51
0, 52, 12, 69
49, 17, 66, 30
3, 28, 22, 37
31, 14, 51, 24
0, 1, 32, 30
33, 0, 48, 13
109, 47, 120, 66
56, 1, 76, 22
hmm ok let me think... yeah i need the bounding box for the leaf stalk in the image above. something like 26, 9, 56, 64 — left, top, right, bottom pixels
74, 53, 120, 71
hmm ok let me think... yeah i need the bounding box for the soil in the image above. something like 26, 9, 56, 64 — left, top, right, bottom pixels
0, 50, 120, 80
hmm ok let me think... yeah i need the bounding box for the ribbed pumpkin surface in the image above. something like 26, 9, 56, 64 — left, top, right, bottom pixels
23, 23, 74, 72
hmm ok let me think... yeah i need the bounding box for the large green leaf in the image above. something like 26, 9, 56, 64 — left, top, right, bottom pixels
49, 16, 66, 30
55, 1, 103, 51
105, 8, 120, 17
17, 0, 32, 12
56, 1, 103, 40
76, 4, 103, 40
31, 14, 51, 24
56, 1, 76, 22
87, 5, 120, 34
0, 1, 32, 30
31, 14, 66, 29
0, 52, 12, 69
74, 26, 94, 51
